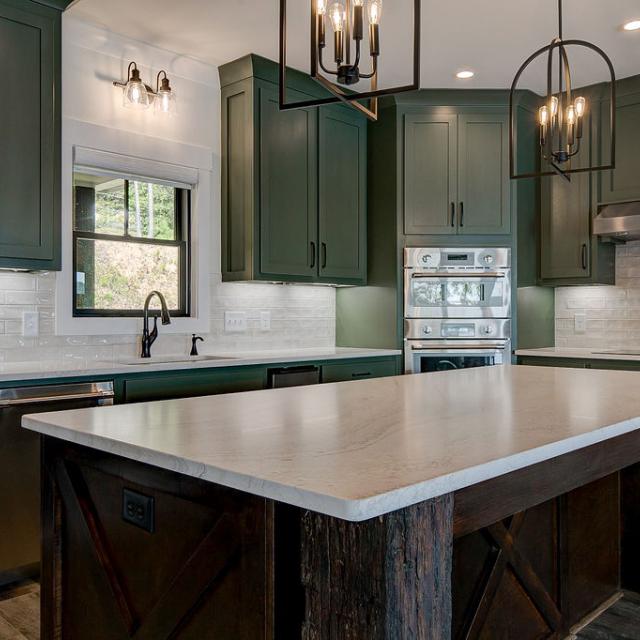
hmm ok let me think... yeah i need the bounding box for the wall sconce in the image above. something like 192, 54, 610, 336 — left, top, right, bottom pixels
113, 62, 176, 115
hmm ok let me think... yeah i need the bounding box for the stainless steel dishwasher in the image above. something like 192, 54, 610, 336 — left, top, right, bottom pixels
0, 381, 114, 586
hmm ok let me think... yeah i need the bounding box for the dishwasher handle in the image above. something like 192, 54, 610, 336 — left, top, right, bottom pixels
0, 382, 115, 408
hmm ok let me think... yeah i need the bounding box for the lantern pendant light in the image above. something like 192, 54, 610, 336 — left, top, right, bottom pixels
279, 0, 421, 122
509, 0, 616, 180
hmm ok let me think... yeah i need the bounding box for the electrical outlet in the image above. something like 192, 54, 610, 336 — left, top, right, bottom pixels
122, 489, 154, 533
22, 311, 39, 337
224, 311, 247, 333
574, 313, 587, 334
260, 311, 271, 331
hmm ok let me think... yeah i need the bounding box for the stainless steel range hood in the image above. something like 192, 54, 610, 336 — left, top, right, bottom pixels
593, 201, 640, 241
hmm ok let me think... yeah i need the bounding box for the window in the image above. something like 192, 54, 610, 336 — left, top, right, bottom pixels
72, 170, 191, 317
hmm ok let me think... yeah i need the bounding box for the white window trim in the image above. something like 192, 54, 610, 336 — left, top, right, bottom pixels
56, 119, 212, 336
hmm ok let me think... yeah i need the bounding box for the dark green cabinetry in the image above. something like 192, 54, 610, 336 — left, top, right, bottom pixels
0, 0, 62, 270
122, 367, 268, 403
518, 356, 640, 372
403, 110, 510, 236
220, 54, 367, 285
321, 358, 397, 383
600, 86, 640, 203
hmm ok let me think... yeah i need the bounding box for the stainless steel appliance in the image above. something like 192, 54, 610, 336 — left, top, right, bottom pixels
0, 381, 114, 585
404, 248, 511, 373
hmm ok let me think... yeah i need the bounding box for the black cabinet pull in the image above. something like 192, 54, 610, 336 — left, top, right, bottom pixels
581, 243, 588, 270
459, 202, 464, 228
310, 241, 316, 268
352, 371, 371, 378
321, 242, 327, 269
450, 202, 455, 228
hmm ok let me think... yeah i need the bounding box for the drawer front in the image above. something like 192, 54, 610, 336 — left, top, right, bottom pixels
123, 367, 266, 403
321, 359, 397, 384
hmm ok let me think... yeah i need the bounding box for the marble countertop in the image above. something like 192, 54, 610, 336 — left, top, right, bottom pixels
515, 347, 640, 362
0, 347, 401, 383
23, 365, 640, 522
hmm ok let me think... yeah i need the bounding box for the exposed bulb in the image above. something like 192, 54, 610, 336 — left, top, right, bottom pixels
539, 105, 549, 126
368, 0, 382, 25
353, 0, 363, 5
549, 96, 559, 117
574, 96, 586, 118
124, 79, 149, 110
317, 0, 327, 15
155, 89, 176, 115
329, 2, 345, 31
566, 105, 576, 126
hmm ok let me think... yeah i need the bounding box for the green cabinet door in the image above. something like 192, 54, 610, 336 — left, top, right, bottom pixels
457, 113, 511, 235
0, 0, 60, 270
318, 105, 367, 284
403, 112, 457, 235
258, 83, 318, 281
600, 90, 640, 203
321, 358, 397, 383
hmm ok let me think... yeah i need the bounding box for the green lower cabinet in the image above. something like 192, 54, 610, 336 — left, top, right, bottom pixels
0, 0, 61, 270
122, 367, 268, 403
518, 357, 640, 372
321, 359, 397, 383
220, 54, 367, 285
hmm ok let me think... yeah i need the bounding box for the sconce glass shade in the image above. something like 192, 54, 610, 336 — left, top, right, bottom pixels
155, 87, 176, 115
123, 77, 150, 110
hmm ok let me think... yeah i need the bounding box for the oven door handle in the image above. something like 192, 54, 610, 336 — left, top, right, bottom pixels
410, 343, 507, 351
410, 272, 507, 279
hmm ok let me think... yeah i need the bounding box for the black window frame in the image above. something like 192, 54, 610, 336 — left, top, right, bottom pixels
72, 177, 191, 318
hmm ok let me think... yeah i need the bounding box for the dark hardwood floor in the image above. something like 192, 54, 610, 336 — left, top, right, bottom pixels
576, 592, 640, 640
0, 582, 39, 640
0, 580, 637, 639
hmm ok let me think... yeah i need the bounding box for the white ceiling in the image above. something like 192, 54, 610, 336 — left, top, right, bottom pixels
67, 0, 640, 93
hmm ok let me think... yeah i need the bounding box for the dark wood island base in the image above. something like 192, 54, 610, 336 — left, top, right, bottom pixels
41, 434, 640, 640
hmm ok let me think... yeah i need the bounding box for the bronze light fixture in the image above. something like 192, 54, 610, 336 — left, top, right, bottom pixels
279, 0, 421, 121
113, 62, 176, 114
509, 0, 616, 180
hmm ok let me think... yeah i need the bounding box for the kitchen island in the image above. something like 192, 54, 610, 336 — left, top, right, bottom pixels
24, 365, 640, 639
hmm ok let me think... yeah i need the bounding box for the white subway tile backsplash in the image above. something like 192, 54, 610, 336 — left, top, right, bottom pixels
0, 270, 336, 370
555, 241, 640, 348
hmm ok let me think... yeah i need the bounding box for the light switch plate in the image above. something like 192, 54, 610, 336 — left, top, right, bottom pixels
574, 313, 587, 334
260, 311, 271, 331
225, 311, 247, 333
22, 311, 39, 337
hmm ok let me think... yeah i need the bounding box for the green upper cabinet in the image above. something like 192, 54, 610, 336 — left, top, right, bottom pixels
0, 0, 61, 270
318, 105, 367, 283
457, 113, 510, 235
404, 113, 457, 235
258, 84, 318, 281
403, 109, 510, 236
220, 54, 367, 286
599, 82, 640, 203
539, 97, 614, 285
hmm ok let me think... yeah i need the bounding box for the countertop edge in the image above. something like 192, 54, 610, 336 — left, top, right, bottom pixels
22, 412, 640, 522
0, 348, 402, 384
515, 348, 640, 362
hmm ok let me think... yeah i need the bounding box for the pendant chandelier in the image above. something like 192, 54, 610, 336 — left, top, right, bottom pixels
279, 0, 421, 121
509, 0, 616, 180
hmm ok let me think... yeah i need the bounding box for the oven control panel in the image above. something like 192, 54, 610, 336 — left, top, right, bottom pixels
405, 247, 511, 270
405, 319, 511, 341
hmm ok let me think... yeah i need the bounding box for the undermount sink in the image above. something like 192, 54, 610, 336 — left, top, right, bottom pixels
117, 355, 237, 366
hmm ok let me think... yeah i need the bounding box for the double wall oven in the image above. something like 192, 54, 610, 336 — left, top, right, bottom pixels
404, 248, 512, 373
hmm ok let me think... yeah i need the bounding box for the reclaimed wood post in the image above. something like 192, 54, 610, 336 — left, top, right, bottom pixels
299, 495, 453, 639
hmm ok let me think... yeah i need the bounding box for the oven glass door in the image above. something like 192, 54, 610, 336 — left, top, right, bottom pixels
407, 348, 506, 373
405, 273, 510, 318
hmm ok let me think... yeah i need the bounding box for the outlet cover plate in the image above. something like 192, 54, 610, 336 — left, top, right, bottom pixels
122, 488, 155, 533
260, 311, 271, 331
225, 311, 247, 333
22, 311, 39, 337
574, 313, 587, 334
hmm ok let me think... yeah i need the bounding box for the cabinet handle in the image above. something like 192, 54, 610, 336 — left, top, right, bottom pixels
321, 242, 327, 269
459, 202, 464, 228
352, 371, 371, 378
450, 202, 455, 228
581, 243, 588, 270
310, 241, 316, 268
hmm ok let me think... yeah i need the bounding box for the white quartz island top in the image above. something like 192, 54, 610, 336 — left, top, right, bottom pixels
23, 365, 640, 522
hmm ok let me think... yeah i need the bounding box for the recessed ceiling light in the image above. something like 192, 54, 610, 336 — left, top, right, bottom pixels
456, 70, 475, 80
623, 20, 640, 31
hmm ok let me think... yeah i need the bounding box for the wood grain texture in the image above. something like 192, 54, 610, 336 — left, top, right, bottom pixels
300, 495, 453, 640
576, 591, 640, 639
